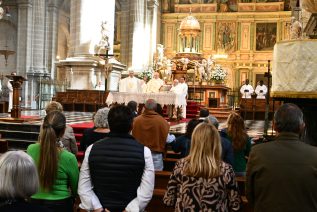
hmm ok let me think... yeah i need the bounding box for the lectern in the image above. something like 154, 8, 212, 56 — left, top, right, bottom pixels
5, 75, 27, 118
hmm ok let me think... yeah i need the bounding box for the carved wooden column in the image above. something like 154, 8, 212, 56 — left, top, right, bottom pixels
6, 75, 27, 118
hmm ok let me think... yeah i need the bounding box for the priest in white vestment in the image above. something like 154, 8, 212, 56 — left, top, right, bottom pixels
119, 70, 141, 93
240, 79, 254, 99
146, 72, 164, 93
255, 80, 268, 99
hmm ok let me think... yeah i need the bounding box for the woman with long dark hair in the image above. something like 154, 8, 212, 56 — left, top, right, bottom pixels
27, 111, 79, 212
221, 112, 251, 176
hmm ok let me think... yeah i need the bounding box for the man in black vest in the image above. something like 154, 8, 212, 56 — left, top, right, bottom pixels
78, 105, 155, 211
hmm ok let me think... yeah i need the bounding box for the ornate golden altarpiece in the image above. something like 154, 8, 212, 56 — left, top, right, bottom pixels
160, 2, 292, 107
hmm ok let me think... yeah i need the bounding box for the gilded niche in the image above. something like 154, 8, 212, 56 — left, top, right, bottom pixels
217, 22, 236, 53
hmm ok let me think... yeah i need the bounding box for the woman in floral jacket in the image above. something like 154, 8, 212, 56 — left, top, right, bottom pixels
163, 122, 241, 211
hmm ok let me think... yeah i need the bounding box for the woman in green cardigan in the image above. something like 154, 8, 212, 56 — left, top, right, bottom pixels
27, 111, 79, 212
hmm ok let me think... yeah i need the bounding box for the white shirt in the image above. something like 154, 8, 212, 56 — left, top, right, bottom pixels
178, 82, 188, 106
78, 144, 155, 211
119, 76, 141, 93
240, 84, 254, 98
255, 84, 268, 99
146, 78, 164, 93
170, 84, 185, 106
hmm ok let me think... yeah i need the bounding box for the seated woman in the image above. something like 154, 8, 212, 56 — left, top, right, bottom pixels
170, 118, 201, 158
45, 101, 78, 155
80, 107, 110, 151
27, 111, 79, 212
0, 151, 50, 212
221, 112, 252, 176
163, 122, 241, 211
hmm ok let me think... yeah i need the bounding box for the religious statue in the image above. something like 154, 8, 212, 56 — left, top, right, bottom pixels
180, 58, 190, 71
95, 21, 111, 54
290, 17, 302, 40
156, 44, 164, 63
197, 62, 206, 82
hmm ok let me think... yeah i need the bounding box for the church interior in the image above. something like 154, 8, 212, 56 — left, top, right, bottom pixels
1, 0, 317, 211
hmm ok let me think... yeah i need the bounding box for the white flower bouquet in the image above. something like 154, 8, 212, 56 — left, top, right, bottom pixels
210, 65, 227, 82
138, 69, 153, 82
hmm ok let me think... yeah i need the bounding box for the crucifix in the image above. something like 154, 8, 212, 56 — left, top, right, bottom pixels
94, 49, 113, 91
94, 21, 114, 91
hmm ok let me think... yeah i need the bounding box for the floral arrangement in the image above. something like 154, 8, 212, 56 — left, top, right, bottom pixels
138, 69, 153, 82
210, 64, 227, 82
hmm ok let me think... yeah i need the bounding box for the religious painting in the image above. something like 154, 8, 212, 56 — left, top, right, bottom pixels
216, 22, 236, 53
255, 23, 277, 51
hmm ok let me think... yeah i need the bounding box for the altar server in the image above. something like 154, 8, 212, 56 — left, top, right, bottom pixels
255, 80, 268, 99
240, 79, 254, 99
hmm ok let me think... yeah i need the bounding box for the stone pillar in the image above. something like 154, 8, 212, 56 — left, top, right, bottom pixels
148, 0, 159, 67
46, 0, 62, 77
30, 0, 46, 73
69, 0, 115, 56
57, 0, 123, 91
16, 0, 33, 108
120, 0, 159, 71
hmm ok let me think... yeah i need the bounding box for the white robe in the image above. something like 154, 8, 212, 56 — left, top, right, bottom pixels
7, 80, 13, 112
255, 84, 268, 99
146, 78, 164, 93
119, 76, 141, 93
178, 82, 188, 118
240, 84, 254, 98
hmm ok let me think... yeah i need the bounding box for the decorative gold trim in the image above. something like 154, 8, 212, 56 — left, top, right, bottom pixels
271, 91, 317, 99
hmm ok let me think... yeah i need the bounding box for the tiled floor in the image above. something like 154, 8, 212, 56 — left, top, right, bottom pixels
0, 110, 274, 139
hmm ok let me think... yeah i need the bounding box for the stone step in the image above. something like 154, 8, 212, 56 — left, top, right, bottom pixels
0, 122, 40, 132
0, 129, 39, 140
4, 138, 36, 150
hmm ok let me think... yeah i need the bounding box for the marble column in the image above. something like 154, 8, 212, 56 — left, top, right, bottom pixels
16, 0, 33, 108
57, 0, 124, 91
69, 0, 115, 56
148, 0, 159, 67
30, 0, 46, 73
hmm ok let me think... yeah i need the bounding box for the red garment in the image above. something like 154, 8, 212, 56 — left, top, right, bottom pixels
132, 109, 169, 153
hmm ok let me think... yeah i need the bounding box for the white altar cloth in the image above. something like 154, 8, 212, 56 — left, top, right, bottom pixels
272, 40, 317, 98
106, 92, 180, 106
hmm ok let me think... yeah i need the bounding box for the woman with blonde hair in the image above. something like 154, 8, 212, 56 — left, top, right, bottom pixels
164, 123, 241, 211
221, 112, 251, 176
27, 111, 79, 212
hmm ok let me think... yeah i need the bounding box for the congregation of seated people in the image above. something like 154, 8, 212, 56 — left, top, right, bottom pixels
2, 101, 317, 212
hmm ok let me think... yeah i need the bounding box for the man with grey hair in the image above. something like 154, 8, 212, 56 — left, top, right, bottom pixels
132, 99, 170, 170
246, 103, 317, 212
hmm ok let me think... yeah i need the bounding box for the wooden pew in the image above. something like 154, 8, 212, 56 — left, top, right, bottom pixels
155, 171, 171, 190
53, 90, 109, 112
0, 139, 8, 153
163, 158, 178, 171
